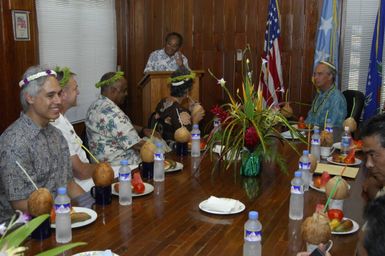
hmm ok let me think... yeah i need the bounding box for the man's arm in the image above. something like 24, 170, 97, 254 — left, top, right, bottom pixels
70, 155, 97, 180
67, 180, 85, 199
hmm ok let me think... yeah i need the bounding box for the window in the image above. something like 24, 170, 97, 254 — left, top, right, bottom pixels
36, 0, 117, 123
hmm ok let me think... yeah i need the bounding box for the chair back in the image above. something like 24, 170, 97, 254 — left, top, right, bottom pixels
342, 90, 365, 125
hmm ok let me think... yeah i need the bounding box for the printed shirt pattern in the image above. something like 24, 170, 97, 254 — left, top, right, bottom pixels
0, 114, 72, 223
144, 49, 190, 72
85, 95, 140, 166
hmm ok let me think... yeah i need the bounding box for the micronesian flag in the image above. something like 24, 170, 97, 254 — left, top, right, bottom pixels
364, 0, 385, 120
313, 0, 341, 83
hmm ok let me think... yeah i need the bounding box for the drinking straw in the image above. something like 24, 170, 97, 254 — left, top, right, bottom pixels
16, 161, 38, 190
323, 176, 341, 212
307, 127, 311, 151
176, 108, 184, 126
324, 110, 329, 130
350, 98, 356, 117
76, 139, 100, 163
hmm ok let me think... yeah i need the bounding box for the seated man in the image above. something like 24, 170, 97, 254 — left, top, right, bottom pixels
51, 67, 98, 191
0, 65, 86, 223
306, 61, 347, 128
361, 113, 385, 201
152, 68, 205, 141
86, 71, 154, 165
144, 32, 190, 72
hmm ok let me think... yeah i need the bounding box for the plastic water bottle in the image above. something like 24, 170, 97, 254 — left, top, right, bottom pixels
243, 211, 262, 256
311, 129, 321, 162
341, 126, 351, 157
191, 124, 201, 157
299, 150, 311, 191
55, 187, 72, 243
153, 142, 165, 182
119, 159, 132, 205
325, 118, 333, 133
289, 171, 304, 220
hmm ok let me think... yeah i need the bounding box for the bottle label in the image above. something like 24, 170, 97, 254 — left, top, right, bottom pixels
214, 120, 220, 127
119, 172, 131, 181
154, 153, 164, 161
291, 185, 304, 194
245, 230, 262, 242
341, 137, 351, 147
55, 203, 71, 213
299, 161, 311, 170
325, 127, 333, 133
311, 139, 320, 145
191, 134, 200, 140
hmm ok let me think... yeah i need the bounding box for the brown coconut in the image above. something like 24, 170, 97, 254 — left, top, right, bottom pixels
343, 117, 357, 133
301, 212, 331, 245
309, 154, 318, 173
140, 140, 156, 162
174, 126, 191, 143
281, 102, 293, 118
325, 176, 349, 200
28, 188, 53, 216
192, 103, 205, 116
93, 162, 114, 187
320, 130, 333, 147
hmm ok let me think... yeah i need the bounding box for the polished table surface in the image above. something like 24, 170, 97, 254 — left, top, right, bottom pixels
26, 142, 366, 255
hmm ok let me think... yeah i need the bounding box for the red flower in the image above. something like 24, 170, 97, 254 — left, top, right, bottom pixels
211, 105, 229, 123
244, 126, 260, 150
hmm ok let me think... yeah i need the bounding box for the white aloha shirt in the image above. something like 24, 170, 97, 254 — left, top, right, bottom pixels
144, 49, 190, 72
85, 95, 141, 166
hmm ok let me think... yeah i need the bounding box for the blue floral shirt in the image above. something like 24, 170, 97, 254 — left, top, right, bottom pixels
85, 95, 141, 165
306, 85, 347, 128
144, 49, 190, 72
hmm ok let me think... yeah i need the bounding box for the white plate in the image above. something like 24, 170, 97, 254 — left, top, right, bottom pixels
331, 217, 360, 235
309, 181, 351, 193
281, 130, 305, 140
111, 182, 154, 197
51, 207, 97, 229
332, 142, 362, 152
327, 156, 362, 166
198, 198, 245, 215
73, 251, 118, 256
165, 161, 183, 173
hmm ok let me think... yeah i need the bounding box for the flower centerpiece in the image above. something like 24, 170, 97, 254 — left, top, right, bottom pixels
206, 47, 304, 176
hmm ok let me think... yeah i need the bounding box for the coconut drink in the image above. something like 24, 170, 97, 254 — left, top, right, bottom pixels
28, 188, 53, 217
174, 126, 190, 156
325, 176, 349, 211
93, 162, 114, 187
301, 212, 331, 252
140, 140, 156, 162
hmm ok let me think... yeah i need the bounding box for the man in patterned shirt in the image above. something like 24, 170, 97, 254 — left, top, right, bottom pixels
305, 61, 347, 128
144, 32, 190, 72
0, 65, 85, 223
86, 71, 155, 166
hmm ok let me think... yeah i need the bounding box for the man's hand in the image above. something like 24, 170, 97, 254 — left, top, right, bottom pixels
175, 51, 184, 67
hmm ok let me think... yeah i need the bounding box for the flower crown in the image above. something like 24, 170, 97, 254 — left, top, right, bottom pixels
167, 72, 196, 86
19, 70, 57, 88
95, 71, 125, 88
319, 60, 336, 71
54, 66, 72, 88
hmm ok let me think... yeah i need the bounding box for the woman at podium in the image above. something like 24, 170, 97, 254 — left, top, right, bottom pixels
150, 68, 205, 141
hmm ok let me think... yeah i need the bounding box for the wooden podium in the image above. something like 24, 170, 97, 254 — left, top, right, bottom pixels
138, 70, 204, 127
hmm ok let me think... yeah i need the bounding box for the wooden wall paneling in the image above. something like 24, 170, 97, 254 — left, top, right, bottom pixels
182, 0, 193, 61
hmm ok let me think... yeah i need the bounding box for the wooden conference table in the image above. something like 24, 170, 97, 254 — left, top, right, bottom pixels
26, 142, 366, 255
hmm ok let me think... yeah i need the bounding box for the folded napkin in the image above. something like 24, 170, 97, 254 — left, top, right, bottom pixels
204, 196, 239, 213
314, 163, 359, 178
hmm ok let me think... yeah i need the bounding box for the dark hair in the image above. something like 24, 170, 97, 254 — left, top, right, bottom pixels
99, 72, 117, 94
165, 32, 183, 47
170, 68, 192, 97
363, 194, 385, 256
360, 113, 385, 148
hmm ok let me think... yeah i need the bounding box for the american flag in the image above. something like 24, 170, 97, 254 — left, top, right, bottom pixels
259, 0, 284, 107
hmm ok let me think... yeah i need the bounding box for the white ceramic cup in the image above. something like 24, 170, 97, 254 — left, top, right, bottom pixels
320, 146, 334, 159
306, 242, 318, 253
329, 199, 344, 211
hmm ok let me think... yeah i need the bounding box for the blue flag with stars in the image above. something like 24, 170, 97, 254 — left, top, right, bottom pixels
364, 0, 385, 120
313, 0, 340, 82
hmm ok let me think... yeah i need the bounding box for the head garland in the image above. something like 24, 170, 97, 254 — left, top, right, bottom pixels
95, 71, 125, 88
54, 66, 73, 88
168, 72, 196, 87
319, 61, 336, 71
19, 70, 57, 88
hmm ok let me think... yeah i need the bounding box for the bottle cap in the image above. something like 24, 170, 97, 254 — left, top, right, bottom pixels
120, 159, 129, 165
57, 187, 67, 195
294, 171, 302, 177
249, 211, 258, 220
314, 129, 320, 133
303, 150, 309, 155
327, 118, 331, 123
193, 124, 199, 129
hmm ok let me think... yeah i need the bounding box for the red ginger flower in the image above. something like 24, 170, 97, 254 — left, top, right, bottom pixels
244, 126, 260, 150
210, 105, 229, 123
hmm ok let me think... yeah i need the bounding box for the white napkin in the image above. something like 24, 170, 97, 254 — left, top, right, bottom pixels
204, 196, 239, 213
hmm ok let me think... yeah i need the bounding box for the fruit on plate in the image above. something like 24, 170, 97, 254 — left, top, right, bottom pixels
28, 188, 53, 216
298, 116, 307, 129
329, 218, 341, 231
313, 176, 323, 189
93, 162, 114, 187
321, 171, 331, 187
328, 209, 344, 222
302, 212, 331, 245
164, 159, 177, 170
174, 127, 191, 143
140, 140, 156, 162
325, 176, 349, 200
332, 149, 356, 164
333, 219, 354, 232
352, 139, 363, 149
131, 172, 145, 194
51, 208, 91, 224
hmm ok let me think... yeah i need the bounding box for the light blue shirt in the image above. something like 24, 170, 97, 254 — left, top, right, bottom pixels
306, 85, 347, 128
144, 49, 189, 72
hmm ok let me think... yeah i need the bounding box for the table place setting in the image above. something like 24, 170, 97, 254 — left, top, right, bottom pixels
199, 196, 245, 215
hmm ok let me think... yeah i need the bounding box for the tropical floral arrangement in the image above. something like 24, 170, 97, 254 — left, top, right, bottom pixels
206, 47, 304, 175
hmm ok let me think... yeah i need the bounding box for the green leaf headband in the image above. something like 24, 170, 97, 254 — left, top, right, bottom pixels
167, 72, 196, 86
95, 71, 125, 88
54, 66, 72, 88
